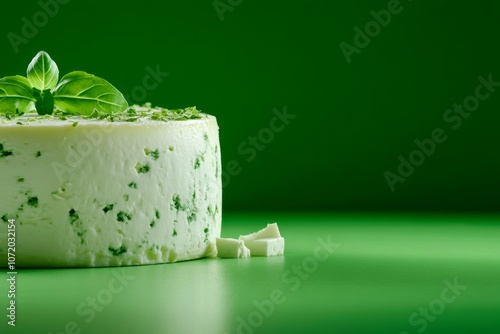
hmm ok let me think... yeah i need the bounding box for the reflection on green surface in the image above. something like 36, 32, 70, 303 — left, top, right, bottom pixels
0, 213, 499, 334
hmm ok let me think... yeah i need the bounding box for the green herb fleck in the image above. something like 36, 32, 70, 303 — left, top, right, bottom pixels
145, 148, 160, 160
170, 194, 197, 223
203, 133, 209, 141
57, 113, 67, 120
172, 229, 177, 237
194, 157, 201, 169
148, 105, 202, 121
108, 245, 127, 256
1, 103, 204, 124
151, 149, 160, 160
128, 182, 138, 189
135, 163, 150, 174
72, 121, 78, 127
69, 209, 79, 224
68, 209, 85, 244
27, 196, 39, 207
0, 144, 13, 158
207, 205, 219, 220
117, 211, 132, 223
171, 194, 183, 211
76, 231, 85, 244
7, 109, 24, 119
204, 227, 209, 242
103, 204, 114, 214
124, 194, 129, 201
36, 151, 42, 157
17, 178, 25, 183
1, 215, 8, 223
188, 212, 196, 223
150, 220, 156, 228
155, 209, 160, 219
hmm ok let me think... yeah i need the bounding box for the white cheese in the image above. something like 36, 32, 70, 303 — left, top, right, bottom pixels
216, 237, 250, 258
239, 223, 281, 241
0, 112, 222, 267
243, 237, 285, 257
215, 223, 285, 258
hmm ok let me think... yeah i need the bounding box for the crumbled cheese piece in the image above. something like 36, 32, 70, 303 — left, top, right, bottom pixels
239, 223, 281, 241
216, 238, 250, 258
243, 237, 285, 257
215, 223, 285, 258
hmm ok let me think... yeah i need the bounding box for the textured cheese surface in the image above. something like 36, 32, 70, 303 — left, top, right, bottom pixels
244, 237, 285, 256
239, 223, 281, 241
216, 237, 250, 258
0, 114, 222, 267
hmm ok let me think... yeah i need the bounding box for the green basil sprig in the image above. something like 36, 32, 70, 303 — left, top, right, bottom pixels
0, 51, 128, 116
0, 76, 37, 114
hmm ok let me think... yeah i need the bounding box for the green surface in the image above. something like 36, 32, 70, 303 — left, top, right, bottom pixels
1, 213, 499, 334
1, 1, 500, 211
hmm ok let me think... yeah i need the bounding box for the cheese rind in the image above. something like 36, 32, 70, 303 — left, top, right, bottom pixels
0, 113, 222, 267
244, 237, 285, 257
216, 238, 250, 258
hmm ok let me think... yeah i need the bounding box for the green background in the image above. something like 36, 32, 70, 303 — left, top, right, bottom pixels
1, 0, 499, 212
1, 2, 499, 334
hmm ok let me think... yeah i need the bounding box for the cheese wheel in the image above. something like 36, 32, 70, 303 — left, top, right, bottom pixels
0, 107, 222, 267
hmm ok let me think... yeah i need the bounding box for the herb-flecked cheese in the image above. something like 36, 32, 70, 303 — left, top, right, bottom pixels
0, 111, 222, 267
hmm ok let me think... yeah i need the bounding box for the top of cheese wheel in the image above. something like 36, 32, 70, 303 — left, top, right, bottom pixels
0, 103, 204, 127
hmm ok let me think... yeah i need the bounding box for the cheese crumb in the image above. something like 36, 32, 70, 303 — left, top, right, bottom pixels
216, 238, 250, 258
243, 237, 285, 257
239, 223, 281, 241
216, 223, 285, 258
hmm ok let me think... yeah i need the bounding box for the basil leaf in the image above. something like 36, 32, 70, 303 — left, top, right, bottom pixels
27, 51, 59, 91
0, 76, 36, 114
33, 89, 54, 115
53, 71, 128, 115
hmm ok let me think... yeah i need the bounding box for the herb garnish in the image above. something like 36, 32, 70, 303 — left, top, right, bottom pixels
0, 51, 128, 116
